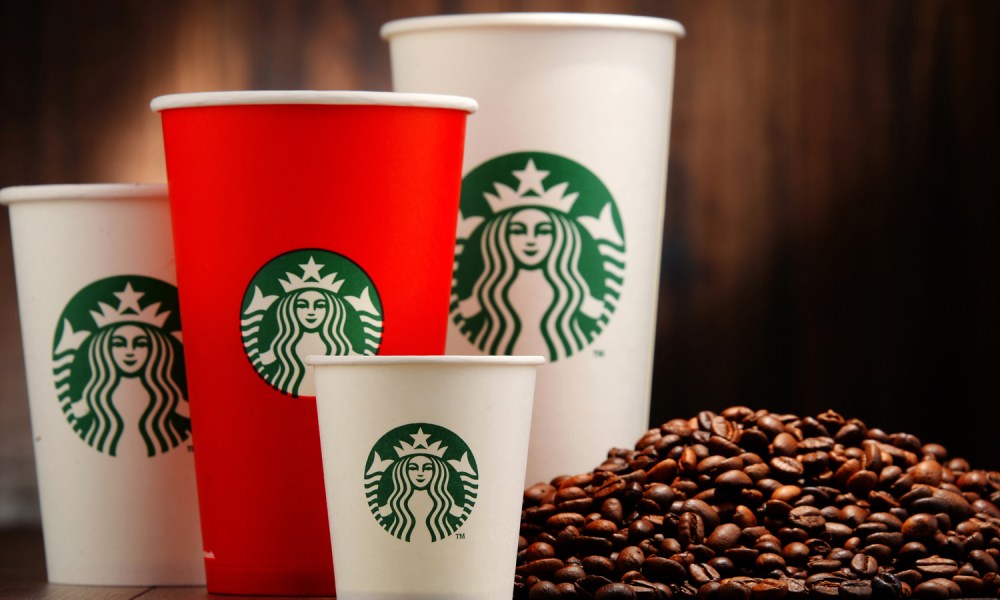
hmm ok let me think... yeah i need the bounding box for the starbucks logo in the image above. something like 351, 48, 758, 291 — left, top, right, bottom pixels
452, 152, 625, 361
52, 275, 190, 457
241, 249, 383, 398
365, 423, 478, 543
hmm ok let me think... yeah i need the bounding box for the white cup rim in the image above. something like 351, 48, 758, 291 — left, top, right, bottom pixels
150, 90, 478, 114
381, 12, 686, 39
306, 355, 545, 367
0, 183, 167, 206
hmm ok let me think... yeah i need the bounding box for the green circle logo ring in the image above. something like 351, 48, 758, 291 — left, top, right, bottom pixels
452, 151, 625, 361
365, 423, 478, 543
241, 248, 383, 398
52, 275, 190, 457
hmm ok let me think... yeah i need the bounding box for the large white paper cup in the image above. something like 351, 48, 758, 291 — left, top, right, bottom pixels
0, 184, 204, 585
383, 13, 685, 484
308, 355, 542, 600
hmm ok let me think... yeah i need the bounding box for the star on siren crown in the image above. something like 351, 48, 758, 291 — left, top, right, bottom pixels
279, 256, 345, 294
90, 282, 170, 329
484, 158, 579, 215
394, 428, 448, 458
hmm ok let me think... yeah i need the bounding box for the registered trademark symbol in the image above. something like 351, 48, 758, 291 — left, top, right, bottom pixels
455, 533, 466, 540
594, 349, 605, 358
187, 445, 195, 453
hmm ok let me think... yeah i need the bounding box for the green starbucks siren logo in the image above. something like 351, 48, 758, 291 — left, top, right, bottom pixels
365, 423, 478, 542
241, 248, 383, 398
52, 275, 190, 457
452, 151, 625, 361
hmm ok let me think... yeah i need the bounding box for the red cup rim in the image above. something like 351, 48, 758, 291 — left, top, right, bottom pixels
306, 355, 546, 367
381, 12, 686, 39
150, 90, 478, 113
0, 183, 167, 206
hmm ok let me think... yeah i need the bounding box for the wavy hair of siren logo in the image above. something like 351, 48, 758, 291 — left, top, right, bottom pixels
240, 249, 383, 398
52, 276, 190, 457
451, 152, 625, 361
365, 423, 478, 543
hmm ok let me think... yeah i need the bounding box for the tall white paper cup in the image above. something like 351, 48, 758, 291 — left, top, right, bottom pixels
383, 13, 685, 484
0, 184, 204, 585
308, 355, 542, 600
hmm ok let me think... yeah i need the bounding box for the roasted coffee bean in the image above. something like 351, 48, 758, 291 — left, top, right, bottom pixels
769, 456, 804, 478
902, 513, 938, 539
912, 578, 952, 600
849, 553, 878, 578
717, 578, 753, 600
525, 542, 557, 562
556, 565, 588, 583
679, 512, 705, 547
689, 563, 720, 584
749, 578, 787, 600
596, 582, 638, 600
703, 524, 740, 553
755, 553, 786, 572
643, 557, 687, 583
528, 580, 561, 599
839, 580, 873, 600
914, 556, 959, 578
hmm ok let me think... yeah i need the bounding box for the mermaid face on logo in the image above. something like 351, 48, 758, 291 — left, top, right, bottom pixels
109, 324, 151, 376
241, 249, 383, 398
507, 208, 554, 268
52, 276, 190, 457
452, 152, 626, 361
366, 423, 478, 543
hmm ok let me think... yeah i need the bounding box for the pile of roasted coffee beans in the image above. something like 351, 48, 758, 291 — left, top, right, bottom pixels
516, 407, 1000, 599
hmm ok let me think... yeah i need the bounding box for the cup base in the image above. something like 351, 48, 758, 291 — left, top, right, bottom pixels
206, 565, 335, 597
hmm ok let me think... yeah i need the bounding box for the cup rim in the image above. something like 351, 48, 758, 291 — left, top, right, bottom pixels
306, 355, 545, 367
0, 183, 167, 206
150, 90, 478, 113
381, 12, 686, 39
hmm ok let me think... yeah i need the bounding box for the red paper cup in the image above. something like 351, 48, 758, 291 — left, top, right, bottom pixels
152, 91, 477, 596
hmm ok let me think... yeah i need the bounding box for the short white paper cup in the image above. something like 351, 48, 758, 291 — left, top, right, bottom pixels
308, 355, 542, 600
383, 13, 685, 484
0, 184, 204, 585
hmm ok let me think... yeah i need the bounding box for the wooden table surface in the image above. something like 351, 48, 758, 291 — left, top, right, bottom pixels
0, 528, 334, 600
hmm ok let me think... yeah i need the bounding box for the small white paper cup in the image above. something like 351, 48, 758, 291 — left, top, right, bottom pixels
308, 355, 542, 600
0, 184, 204, 585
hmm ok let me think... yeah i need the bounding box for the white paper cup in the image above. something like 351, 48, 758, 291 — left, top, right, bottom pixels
383, 13, 686, 484
0, 184, 204, 585
308, 355, 542, 600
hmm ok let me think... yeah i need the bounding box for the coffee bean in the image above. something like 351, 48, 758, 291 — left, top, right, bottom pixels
769, 456, 804, 478
643, 557, 687, 583
840, 580, 873, 600
556, 565, 588, 583
912, 578, 951, 600
847, 469, 879, 495
718, 578, 753, 600
915, 556, 959, 578
689, 563, 721, 584
706, 524, 742, 553
679, 512, 705, 547
750, 578, 787, 600
849, 553, 878, 578
911, 460, 944, 487
529, 580, 561, 599
596, 582, 637, 600
902, 513, 938, 539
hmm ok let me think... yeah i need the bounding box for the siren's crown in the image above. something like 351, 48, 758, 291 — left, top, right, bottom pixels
484, 159, 579, 215
90, 282, 170, 329
279, 256, 345, 294
394, 427, 448, 458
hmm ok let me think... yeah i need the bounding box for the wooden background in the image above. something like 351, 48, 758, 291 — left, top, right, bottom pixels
1, 0, 997, 526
